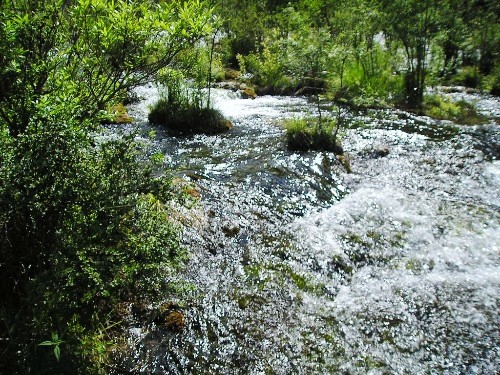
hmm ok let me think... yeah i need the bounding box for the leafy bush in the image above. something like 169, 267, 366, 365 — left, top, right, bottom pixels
449, 66, 482, 88
284, 117, 343, 154
0, 1, 214, 372
424, 94, 486, 124
484, 65, 500, 96
0, 114, 192, 373
239, 46, 298, 94
327, 47, 402, 107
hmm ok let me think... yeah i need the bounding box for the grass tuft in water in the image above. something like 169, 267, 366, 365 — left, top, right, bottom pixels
284, 117, 343, 154
149, 99, 232, 135
423, 94, 487, 125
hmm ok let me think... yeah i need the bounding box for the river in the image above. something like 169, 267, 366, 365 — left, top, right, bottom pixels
112, 85, 499, 374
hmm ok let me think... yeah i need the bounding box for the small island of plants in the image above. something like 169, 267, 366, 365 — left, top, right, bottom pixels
148, 65, 232, 136
285, 117, 343, 154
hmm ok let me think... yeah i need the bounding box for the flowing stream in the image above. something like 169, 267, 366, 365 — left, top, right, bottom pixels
113, 85, 499, 374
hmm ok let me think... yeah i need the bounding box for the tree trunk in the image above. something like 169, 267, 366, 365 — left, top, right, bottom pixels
404, 69, 424, 109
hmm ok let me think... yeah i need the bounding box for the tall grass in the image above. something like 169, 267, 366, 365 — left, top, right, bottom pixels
149, 69, 232, 135
284, 117, 343, 154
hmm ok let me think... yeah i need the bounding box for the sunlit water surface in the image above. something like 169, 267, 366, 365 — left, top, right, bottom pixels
111, 85, 499, 374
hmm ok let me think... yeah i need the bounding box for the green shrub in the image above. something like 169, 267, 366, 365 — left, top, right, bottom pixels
237, 41, 300, 95
423, 94, 486, 124
284, 117, 343, 154
327, 48, 402, 107
0, 0, 215, 372
151, 68, 232, 135
449, 66, 482, 88
484, 64, 500, 96
0, 118, 192, 373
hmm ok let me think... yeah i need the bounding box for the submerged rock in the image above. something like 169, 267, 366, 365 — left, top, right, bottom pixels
371, 145, 390, 158
155, 303, 185, 331
163, 311, 185, 331
337, 153, 352, 173
222, 223, 240, 237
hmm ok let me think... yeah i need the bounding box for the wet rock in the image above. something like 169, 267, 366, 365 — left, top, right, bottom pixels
155, 303, 185, 331
371, 145, 390, 158
104, 103, 134, 124
163, 311, 185, 331
207, 244, 217, 255
241, 246, 251, 266
255, 85, 274, 96
222, 223, 240, 237
186, 172, 204, 181
294, 86, 325, 96
237, 296, 250, 309
215, 81, 240, 91
336, 153, 352, 173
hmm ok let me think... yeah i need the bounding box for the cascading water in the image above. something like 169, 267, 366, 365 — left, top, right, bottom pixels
114, 84, 499, 374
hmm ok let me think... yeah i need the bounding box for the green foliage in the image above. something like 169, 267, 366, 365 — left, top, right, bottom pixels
449, 66, 482, 88
215, 0, 269, 65
0, 0, 214, 135
38, 333, 64, 362
284, 117, 343, 154
150, 68, 232, 135
486, 65, 500, 96
0, 117, 191, 372
0, 0, 213, 373
373, 0, 443, 108
423, 94, 486, 124
212, 0, 499, 108
328, 46, 402, 107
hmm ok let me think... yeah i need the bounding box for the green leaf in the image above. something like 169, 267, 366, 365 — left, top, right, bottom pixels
54, 345, 61, 361
38, 341, 54, 346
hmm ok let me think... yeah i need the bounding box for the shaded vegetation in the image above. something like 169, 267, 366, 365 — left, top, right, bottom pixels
149, 99, 232, 135
0, 0, 212, 373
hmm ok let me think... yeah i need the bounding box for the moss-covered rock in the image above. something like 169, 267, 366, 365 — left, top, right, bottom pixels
154, 302, 186, 331
423, 94, 487, 125
240, 86, 257, 99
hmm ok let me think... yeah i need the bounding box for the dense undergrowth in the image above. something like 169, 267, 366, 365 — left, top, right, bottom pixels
0, 125, 192, 373
284, 117, 343, 154
423, 94, 487, 125
217, 0, 498, 110
0, 0, 211, 373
